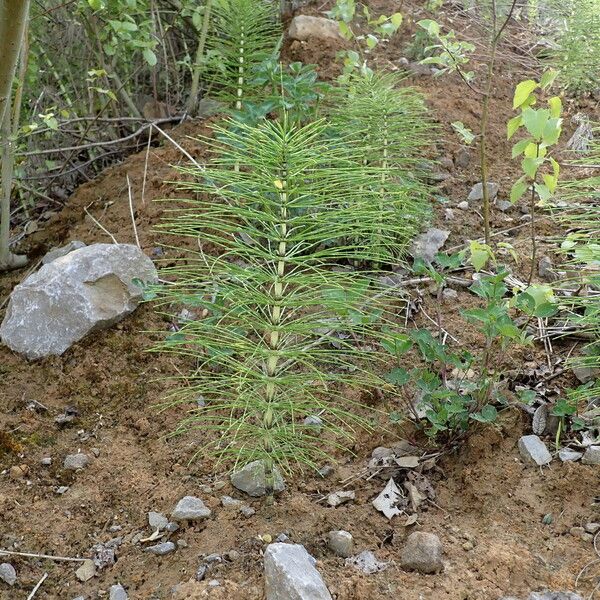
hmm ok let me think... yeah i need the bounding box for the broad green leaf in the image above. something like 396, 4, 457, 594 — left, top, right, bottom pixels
366, 34, 379, 48
338, 21, 353, 40
391, 12, 403, 28
385, 368, 411, 386
451, 121, 475, 145
88, 0, 103, 9
143, 48, 157, 66
548, 96, 562, 118
469, 241, 490, 272
542, 117, 562, 145
513, 80, 538, 108
534, 182, 552, 202
511, 138, 531, 158
539, 69, 558, 90
418, 19, 440, 37
510, 177, 528, 203
507, 115, 522, 139
521, 108, 549, 140
523, 142, 539, 158
522, 157, 543, 178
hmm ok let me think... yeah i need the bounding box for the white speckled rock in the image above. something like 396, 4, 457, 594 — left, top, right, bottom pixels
0, 244, 157, 359
518, 435, 552, 466
264, 543, 332, 600
171, 496, 211, 521
288, 16, 342, 42
0, 563, 17, 586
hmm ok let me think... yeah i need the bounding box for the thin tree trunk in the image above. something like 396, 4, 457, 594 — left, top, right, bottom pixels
0, 0, 30, 270
186, 0, 213, 115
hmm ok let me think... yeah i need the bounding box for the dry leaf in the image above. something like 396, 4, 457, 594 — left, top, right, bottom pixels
532, 403, 548, 435
394, 455, 420, 468
404, 481, 426, 512
372, 478, 404, 519
404, 513, 419, 526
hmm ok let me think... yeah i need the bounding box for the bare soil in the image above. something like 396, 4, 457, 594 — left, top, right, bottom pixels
1, 1, 599, 599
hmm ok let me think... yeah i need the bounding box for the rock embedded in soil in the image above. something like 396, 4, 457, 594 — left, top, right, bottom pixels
0, 563, 16, 586
528, 593, 583, 600
558, 449, 583, 462
345, 550, 388, 575
538, 256, 558, 281
582, 446, 600, 465
41, 240, 86, 265
400, 532, 444, 574
327, 530, 354, 558
109, 584, 128, 600
468, 182, 499, 202
230, 460, 285, 497
288, 15, 343, 42
145, 541, 176, 555
221, 495, 242, 508
410, 228, 450, 263
0, 243, 157, 359
326, 490, 355, 507
457, 201, 469, 210
518, 435, 552, 466
240, 505, 256, 518
75, 558, 96, 582
148, 511, 169, 530
64, 453, 90, 470
264, 543, 332, 600
573, 365, 599, 384
171, 496, 211, 521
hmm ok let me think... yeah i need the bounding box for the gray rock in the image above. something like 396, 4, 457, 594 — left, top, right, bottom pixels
518, 435, 552, 466
585, 522, 600, 534
72, 596, 86, 600
148, 511, 169, 530
326, 490, 355, 507
539, 256, 558, 281
401, 531, 444, 574
444, 208, 455, 220
566, 113, 593, 153
558, 449, 583, 462
171, 496, 211, 521
304, 415, 323, 432
573, 365, 599, 384
288, 16, 342, 42
457, 201, 469, 210
196, 564, 208, 582
75, 559, 96, 582
410, 228, 450, 263
345, 550, 388, 574
145, 542, 176, 555
221, 495, 242, 508
0, 563, 16, 586
0, 244, 157, 359
231, 460, 285, 497
455, 149, 471, 168
582, 446, 600, 465
40, 457, 52, 466
327, 530, 354, 558
109, 584, 128, 600
64, 453, 90, 470
264, 543, 332, 600
165, 522, 179, 533
442, 288, 458, 302
42, 240, 86, 265
495, 200, 513, 212
529, 593, 583, 600
468, 182, 499, 202
240, 505, 256, 518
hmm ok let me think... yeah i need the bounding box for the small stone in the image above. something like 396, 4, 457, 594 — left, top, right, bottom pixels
75, 559, 96, 582
0, 563, 17, 586
318, 465, 334, 478
165, 522, 179, 533
109, 584, 128, 600
72, 596, 86, 600
328, 530, 354, 558
303, 415, 323, 432
462, 540, 474, 551
410, 228, 450, 263
585, 522, 600, 534
195, 564, 208, 582
264, 543, 332, 600
171, 496, 211, 521
9, 465, 27, 479
518, 435, 552, 466
145, 542, 176, 555
177, 539, 188, 549
91, 447, 100, 457
240, 505, 256, 518
40, 457, 52, 466
55, 485, 69, 494
439, 157, 454, 171
226, 550, 241, 561
212, 481, 226, 491
205, 553, 222, 564
275, 533, 289, 543
528, 592, 583, 600
520, 214, 532, 222
444, 208, 455, 220
221, 495, 242, 508
468, 182, 499, 202
442, 288, 458, 302
401, 532, 444, 574
559, 448, 583, 462
455, 148, 471, 168
495, 200, 512, 212
63, 453, 90, 470
208, 580, 220, 587
326, 490, 355, 507
582, 446, 600, 465
539, 256, 558, 281
345, 550, 388, 575
109, 525, 122, 532
457, 201, 469, 210
148, 511, 169, 530
573, 366, 599, 384
288, 15, 342, 42
231, 460, 285, 497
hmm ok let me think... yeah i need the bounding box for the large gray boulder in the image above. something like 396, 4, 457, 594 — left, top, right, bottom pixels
264, 543, 332, 600
0, 244, 157, 359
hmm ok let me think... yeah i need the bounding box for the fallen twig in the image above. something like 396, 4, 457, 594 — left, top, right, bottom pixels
26, 572, 48, 600
0, 549, 86, 562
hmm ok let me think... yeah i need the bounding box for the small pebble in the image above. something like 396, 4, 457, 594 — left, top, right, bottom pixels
221, 495, 242, 508
444, 208, 455, 220
109, 584, 128, 600
40, 457, 52, 466
9, 465, 28, 479
401, 532, 444, 574
166, 522, 179, 533
55, 486, 69, 495
148, 511, 169, 530
328, 530, 354, 558
240, 505, 256, 518
582, 446, 600, 465
327, 490, 355, 507
213, 481, 226, 491
462, 540, 474, 551
226, 550, 240, 561
177, 539, 188, 549
0, 563, 17, 586
145, 542, 176, 556
559, 448, 583, 462
196, 564, 208, 582
457, 201, 469, 210
585, 523, 600, 534
205, 553, 222, 564
171, 496, 211, 521
63, 453, 90, 470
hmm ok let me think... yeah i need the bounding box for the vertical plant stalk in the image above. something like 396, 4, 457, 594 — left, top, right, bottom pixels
527, 143, 541, 286
263, 149, 289, 505
479, 0, 518, 246
186, 0, 213, 115
236, 25, 246, 111
0, 0, 30, 270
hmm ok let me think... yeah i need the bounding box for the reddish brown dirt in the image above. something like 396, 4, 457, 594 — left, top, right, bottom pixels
1, 1, 599, 599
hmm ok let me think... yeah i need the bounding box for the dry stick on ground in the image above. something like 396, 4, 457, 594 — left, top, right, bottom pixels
126, 173, 141, 248
26, 572, 48, 600
83, 203, 119, 244
0, 549, 86, 562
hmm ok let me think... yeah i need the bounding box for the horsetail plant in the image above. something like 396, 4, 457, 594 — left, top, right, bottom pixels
154, 116, 405, 503
207, 0, 281, 112
328, 72, 432, 263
